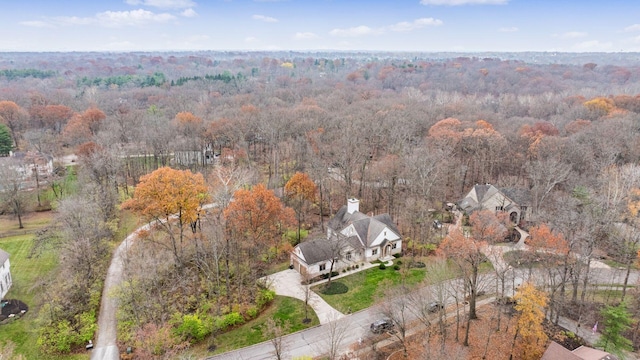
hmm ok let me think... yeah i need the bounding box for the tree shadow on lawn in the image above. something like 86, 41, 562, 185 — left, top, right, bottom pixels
320, 281, 349, 295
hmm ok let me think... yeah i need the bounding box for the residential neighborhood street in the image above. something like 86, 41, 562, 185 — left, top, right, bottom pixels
91, 205, 639, 360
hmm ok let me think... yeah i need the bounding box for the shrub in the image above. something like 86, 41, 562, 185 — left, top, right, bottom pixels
215, 312, 244, 330
395, 260, 402, 265
246, 306, 258, 319
174, 313, 209, 342
321, 271, 340, 279
355, 264, 359, 269
379, 263, 386, 270
393, 265, 401, 270
256, 289, 276, 308
37, 319, 75, 353
393, 253, 402, 258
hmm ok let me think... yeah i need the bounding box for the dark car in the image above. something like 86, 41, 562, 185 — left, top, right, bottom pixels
370, 318, 395, 334
428, 301, 444, 313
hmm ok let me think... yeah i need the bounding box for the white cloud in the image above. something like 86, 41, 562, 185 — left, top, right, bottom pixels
387, 18, 442, 32
252, 14, 278, 23
181, 8, 198, 17
330, 17, 442, 37
572, 40, 613, 51
19, 20, 54, 28
245, 36, 259, 43
46, 9, 175, 28
53, 16, 95, 26
125, 0, 196, 9
96, 9, 175, 27
624, 24, 640, 32
294, 32, 319, 40
421, 0, 508, 5
499, 27, 518, 32
557, 31, 587, 39
330, 25, 379, 38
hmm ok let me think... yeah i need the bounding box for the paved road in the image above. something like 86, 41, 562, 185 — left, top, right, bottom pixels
207, 306, 380, 360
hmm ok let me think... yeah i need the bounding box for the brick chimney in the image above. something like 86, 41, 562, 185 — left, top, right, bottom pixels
347, 198, 360, 214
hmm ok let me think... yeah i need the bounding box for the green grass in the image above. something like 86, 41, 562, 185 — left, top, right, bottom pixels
0, 234, 86, 359
313, 265, 427, 313
208, 296, 319, 355
0, 212, 52, 238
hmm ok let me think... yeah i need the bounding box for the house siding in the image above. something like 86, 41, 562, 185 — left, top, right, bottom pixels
0, 258, 11, 300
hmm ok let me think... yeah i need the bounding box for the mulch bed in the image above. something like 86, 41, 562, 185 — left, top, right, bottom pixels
0, 299, 29, 323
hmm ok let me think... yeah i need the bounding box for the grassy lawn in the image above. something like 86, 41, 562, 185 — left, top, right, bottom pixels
0, 233, 86, 359
0, 211, 52, 238
313, 263, 427, 313
204, 295, 319, 355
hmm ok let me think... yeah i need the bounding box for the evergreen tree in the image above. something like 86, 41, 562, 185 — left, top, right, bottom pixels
595, 302, 633, 359
0, 123, 12, 155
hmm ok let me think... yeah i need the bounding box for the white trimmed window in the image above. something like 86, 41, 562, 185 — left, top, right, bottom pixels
392, 243, 397, 249
319, 264, 326, 271
372, 248, 378, 256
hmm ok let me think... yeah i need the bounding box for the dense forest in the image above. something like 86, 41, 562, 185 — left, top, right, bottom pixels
1, 51, 640, 359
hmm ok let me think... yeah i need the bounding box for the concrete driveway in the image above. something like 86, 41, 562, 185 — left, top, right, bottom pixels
265, 269, 344, 324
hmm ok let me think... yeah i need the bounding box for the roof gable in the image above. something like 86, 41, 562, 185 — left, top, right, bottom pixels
297, 238, 333, 265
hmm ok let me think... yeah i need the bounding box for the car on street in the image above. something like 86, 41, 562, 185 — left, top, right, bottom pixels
370, 318, 395, 334
428, 301, 444, 312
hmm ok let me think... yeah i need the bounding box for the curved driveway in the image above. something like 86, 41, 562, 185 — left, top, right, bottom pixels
92, 204, 217, 360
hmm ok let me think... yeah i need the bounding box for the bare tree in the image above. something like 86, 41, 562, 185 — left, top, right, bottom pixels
324, 231, 350, 285
301, 271, 313, 323
408, 257, 450, 356
381, 280, 412, 357
319, 314, 350, 360
527, 156, 572, 217
0, 158, 30, 229
263, 318, 290, 360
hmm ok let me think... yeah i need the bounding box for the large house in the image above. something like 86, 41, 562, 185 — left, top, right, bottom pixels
458, 183, 531, 225
0, 249, 11, 300
291, 198, 402, 277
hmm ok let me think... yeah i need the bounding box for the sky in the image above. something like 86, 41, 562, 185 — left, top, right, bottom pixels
2, 0, 640, 53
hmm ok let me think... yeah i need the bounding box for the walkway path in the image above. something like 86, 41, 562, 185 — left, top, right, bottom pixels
265, 269, 345, 324
264, 259, 389, 324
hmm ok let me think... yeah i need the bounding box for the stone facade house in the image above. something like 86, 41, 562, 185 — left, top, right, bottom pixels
458, 183, 531, 225
290, 198, 402, 277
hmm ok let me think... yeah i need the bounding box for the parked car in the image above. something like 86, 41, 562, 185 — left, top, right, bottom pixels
370, 318, 395, 334
428, 301, 444, 313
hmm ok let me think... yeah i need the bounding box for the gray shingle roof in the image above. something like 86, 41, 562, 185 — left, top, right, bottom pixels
297, 238, 334, 265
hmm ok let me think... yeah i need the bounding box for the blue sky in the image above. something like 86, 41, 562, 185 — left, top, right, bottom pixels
2, 0, 640, 52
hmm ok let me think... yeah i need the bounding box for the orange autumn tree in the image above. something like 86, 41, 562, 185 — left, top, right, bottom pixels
224, 183, 295, 261
284, 172, 317, 244
440, 209, 507, 346
123, 167, 210, 266
0, 100, 28, 148
526, 223, 568, 320
511, 282, 548, 360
